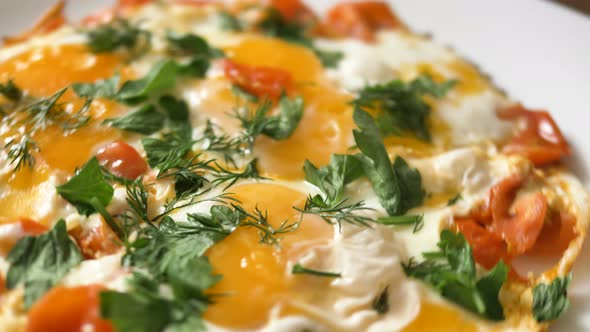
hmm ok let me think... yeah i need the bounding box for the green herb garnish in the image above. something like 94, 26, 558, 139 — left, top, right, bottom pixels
292, 263, 341, 278
532, 274, 572, 322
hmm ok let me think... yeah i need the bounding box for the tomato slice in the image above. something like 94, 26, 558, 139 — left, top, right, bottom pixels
488, 173, 524, 222
81, 8, 116, 27
455, 219, 511, 270
491, 192, 547, 255
4, 1, 66, 45
96, 141, 148, 180
499, 105, 571, 166
0, 218, 47, 255
527, 211, 578, 257
323, 1, 403, 42
27, 285, 114, 332
222, 59, 294, 101
69, 218, 122, 259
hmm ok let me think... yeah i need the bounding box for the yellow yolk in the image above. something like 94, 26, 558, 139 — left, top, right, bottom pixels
213, 37, 356, 179
402, 301, 478, 332
204, 182, 333, 329
0, 44, 126, 224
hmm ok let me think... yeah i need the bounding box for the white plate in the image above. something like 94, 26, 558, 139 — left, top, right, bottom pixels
1, 0, 589, 330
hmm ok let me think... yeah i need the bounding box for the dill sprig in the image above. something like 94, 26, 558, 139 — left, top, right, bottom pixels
4, 136, 39, 172
233, 204, 300, 246
295, 194, 375, 229
211, 159, 267, 190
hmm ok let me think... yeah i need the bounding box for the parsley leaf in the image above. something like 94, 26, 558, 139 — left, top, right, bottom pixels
353, 76, 455, 141
218, 11, 243, 32
142, 137, 192, 169
313, 48, 344, 68
352, 107, 425, 215
85, 18, 151, 55
234, 95, 304, 142
304, 154, 363, 203
159, 95, 192, 141
71, 75, 120, 99
532, 274, 572, 322
104, 104, 165, 135
261, 95, 304, 139
116, 60, 178, 104
56, 157, 114, 216
403, 230, 508, 321
166, 31, 223, 78
0, 79, 22, 101
6, 220, 83, 309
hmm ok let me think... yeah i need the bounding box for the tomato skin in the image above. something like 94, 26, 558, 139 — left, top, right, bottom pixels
0, 219, 48, 256
455, 219, 511, 270
69, 218, 122, 259
26, 285, 114, 332
492, 192, 547, 255
96, 141, 148, 180
222, 59, 294, 101
528, 211, 578, 257
4, 1, 66, 45
499, 105, 571, 166
323, 1, 403, 41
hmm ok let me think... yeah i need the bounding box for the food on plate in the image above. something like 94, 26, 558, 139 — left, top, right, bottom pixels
0, 0, 586, 331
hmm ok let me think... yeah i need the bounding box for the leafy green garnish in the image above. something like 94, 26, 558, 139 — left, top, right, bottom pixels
256, 7, 343, 68
532, 274, 572, 322
218, 11, 243, 32
72, 75, 120, 100
292, 263, 341, 278
166, 31, 223, 78
0, 79, 22, 101
56, 157, 114, 216
372, 287, 389, 314
377, 214, 424, 233
403, 230, 508, 321
85, 18, 151, 55
142, 137, 193, 169
117, 60, 178, 104
3, 136, 38, 173
303, 154, 363, 204
447, 193, 463, 206
6, 220, 83, 309
352, 107, 425, 216
353, 76, 455, 141
296, 194, 374, 228
104, 104, 165, 135
158, 95, 192, 141
234, 95, 304, 142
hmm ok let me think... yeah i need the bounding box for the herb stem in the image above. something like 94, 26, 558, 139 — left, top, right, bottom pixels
291, 263, 341, 278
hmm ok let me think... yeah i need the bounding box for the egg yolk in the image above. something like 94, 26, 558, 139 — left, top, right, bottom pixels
200, 36, 355, 179
0, 44, 126, 224
204, 182, 334, 329
402, 301, 478, 332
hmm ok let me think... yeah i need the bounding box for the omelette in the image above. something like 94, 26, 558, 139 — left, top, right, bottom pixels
0, 1, 586, 332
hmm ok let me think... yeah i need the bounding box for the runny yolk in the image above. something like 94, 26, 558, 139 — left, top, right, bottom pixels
0, 44, 126, 223
402, 301, 478, 332
204, 182, 334, 329
215, 37, 355, 179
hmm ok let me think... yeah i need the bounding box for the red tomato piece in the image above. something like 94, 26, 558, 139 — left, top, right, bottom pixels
4, 1, 66, 45
69, 218, 122, 259
117, 0, 153, 9
81, 8, 116, 27
323, 1, 403, 42
96, 141, 148, 180
527, 211, 578, 257
27, 285, 114, 332
455, 219, 511, 270
0, 218, 47, 255
491, 192, 547, 255
488, 173, 524, 222
222, 59, 294, 101
499, 105, 571, 166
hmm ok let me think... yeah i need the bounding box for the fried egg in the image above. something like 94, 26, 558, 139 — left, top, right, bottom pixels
0, 1, 586, 332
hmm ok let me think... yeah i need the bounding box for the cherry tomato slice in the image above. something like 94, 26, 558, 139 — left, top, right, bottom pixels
265, 0, 316, 23
222, 59, 294, 101
27, 285, 114, 332
69, 218, 122, 259
499, 105, 571, 166
323, 1, 403, 42
96, 140, 148, 180
527, 211, 578, 257
455, 219, 510, 270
